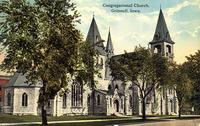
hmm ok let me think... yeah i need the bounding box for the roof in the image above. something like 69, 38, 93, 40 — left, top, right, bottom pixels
5, 73, 42, 88
150, 9, 174, 44
86, 16, 106, 56
105, 29, 114, 54
0, 75, 12, 80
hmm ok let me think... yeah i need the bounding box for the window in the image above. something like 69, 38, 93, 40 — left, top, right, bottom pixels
154, 45, 161, 54
96, 36, 99, 42
97, 94, 100, 105
108, 85, 111, 93
121, 98, 123, 109
63, 93, 67, 108
129, 95, 132, 108
87, 95, 90, 106
115, 85, 119, 90
110, 98, 112, 107
7, 93, 11, 106
71, 79, 83, 107
47, 100, 51, 108
22, 93, 28, 107
166, 45, 171, 53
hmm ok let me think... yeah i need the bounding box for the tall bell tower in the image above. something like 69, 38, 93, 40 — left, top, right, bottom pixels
149, 9, 175, 60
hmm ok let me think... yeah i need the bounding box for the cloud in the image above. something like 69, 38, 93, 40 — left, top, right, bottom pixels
166, 1, 190, 16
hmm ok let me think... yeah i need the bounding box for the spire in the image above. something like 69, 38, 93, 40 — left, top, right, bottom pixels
86, 16, 106, 55
106, 28, 114, 54
150, 9, 174, 44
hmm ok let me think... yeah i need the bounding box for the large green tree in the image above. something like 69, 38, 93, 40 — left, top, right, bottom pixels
110, 46, 168, 120
0, 0, 81, 125
168, 63, 191, 118
184, 50, 200, 114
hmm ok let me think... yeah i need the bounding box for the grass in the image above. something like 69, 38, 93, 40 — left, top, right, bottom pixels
0, 114, 128, 123
17, 119, 169, 126
1, 114, 200, 126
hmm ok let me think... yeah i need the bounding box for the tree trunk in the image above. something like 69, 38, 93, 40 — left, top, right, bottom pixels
41, 81, 48, 126
142, 99, 146, 120
178, 108, 181, 118
178, 104, 182, 119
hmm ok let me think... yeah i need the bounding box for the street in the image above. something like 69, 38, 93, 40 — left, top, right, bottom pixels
120, 119, 200, 126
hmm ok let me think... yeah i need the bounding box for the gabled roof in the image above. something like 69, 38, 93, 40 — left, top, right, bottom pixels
5, 73, 42, 88
150, 9, 174, 44
106, 28, 114, 54
86, 16, 106, 55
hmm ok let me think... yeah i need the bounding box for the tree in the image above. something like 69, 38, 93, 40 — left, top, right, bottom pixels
110, 46, 168, 120
184, 50, 200, 114
168, 63, 191, 118
78, 40, 104, 115
0, 0, 81, 125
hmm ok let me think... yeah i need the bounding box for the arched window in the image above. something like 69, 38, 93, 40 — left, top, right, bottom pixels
129, 95, 132, 108
115, 85, 119, 90
97, 94, 100, 105
22, 93, 28, 107
63, 93, 67, 108
110, 98, 112, 107
108, 85, 111, 93
166, 45, 171, 53
87, 95, 90, 106
154, 45, 161, 54
7, 93, 11, 106
71, 79, 83, 107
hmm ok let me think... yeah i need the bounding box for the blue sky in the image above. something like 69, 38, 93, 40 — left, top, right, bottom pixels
75, 0, 200, 63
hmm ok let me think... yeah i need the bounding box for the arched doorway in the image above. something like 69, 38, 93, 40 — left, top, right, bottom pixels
114, 100, 119, 112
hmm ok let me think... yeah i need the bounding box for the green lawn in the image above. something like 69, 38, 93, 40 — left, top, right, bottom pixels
1, 114, 200, 126
19, 119, 172, 126
0, 114, 128, 123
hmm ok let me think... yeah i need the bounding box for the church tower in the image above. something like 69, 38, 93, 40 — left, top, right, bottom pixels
105, 28, 114, 58
86, 16, 106, 56
105, 28, 114, 79
149, 9, 175, 60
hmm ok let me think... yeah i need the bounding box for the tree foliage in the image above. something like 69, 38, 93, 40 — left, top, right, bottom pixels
168, 62, 192, 118
110, 46, 169, 119
0, 0, 82, 125
184, 50, 200, 113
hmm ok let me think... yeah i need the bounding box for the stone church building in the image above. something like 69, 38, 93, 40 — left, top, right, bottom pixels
3, 9, 178, 116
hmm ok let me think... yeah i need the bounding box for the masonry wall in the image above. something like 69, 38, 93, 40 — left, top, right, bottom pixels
13, 87, 40, 115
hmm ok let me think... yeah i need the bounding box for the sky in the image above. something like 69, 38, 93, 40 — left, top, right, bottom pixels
0, 0, 199, 72
74, 0, 200, 63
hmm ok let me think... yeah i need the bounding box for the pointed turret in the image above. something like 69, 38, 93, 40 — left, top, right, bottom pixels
149, 9, 175, 60
86, 16, 106, 55
106, 28, 114, 55
150, 9, 174, 44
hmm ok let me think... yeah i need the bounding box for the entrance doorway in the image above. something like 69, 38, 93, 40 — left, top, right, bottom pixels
114, 100, 119, 112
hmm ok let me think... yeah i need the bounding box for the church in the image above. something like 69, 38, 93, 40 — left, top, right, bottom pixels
2, 9, 178, 116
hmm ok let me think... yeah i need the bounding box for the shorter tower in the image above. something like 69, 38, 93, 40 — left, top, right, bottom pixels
149, 9, 175, 60
105, 28, 114, 79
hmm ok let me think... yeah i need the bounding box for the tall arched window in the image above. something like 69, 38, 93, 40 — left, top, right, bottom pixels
71, 79, 83, 107
87, 95, 90, 106
115, 84, 119, 90
110, 98, 112, 107
97, 94, 100, 105
7, 93, 11, 106
108, 85, 111, 93
63, 93, 67, 108
129, 95, 132, 108
22, 93, 28, 107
